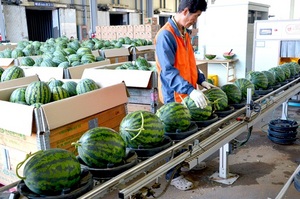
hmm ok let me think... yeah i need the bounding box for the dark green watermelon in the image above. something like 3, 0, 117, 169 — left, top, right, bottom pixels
221, 84, 242, 104
203, 87, 228, 111
119, 110, 165, 148
246, 71, 268, 90
183, 96, 212, 121
233, 78, 255, 99
156, 102, 191, 132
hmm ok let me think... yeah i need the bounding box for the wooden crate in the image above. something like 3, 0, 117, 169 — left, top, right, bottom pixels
0, 104, 126, 185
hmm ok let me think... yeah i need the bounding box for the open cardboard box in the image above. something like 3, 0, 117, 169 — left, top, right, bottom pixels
81, 61, 157, 88
0, 43, 17, 51
0, 58, 15, 69
0, 82, 128, 136
0, 75, 39, 90
99, 47, 130, 58
20, 59, 111, 81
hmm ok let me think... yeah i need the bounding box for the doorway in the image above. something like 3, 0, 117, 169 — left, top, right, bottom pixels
26, 9, 53, 41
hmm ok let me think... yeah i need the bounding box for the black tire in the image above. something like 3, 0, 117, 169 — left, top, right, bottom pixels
294, 172, 300, 192
267, 134, 297, 145
268, 119, 299, 132
267, 128, 298, 139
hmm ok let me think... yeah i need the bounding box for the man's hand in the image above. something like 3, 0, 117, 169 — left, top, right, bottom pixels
189, 89, 207, 109
201, 81, 216, 89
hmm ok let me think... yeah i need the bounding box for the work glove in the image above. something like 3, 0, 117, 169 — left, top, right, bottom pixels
201, 81, 216, 89
189, 89, 207, 109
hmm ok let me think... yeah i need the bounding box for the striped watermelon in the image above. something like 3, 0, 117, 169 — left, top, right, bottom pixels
73, 127, 126, 168
246, 71, 268, 90
20, 57, 35, 66
1, 66, 25, 82
261, 71, 276, 87
0, 67, 4, 79
51, 86, 70, 101
233, 78, 255, 99
25, 81, 51, 105
62, 81, 77, 96
156, 102, 191, 132
284, 63, 297, 77
9, 87, 26, 103
47, 78, 64, 90
17, 148, 81, 195
269, 67, 285, 83
221, 84, 242, 104
119, 110, 165, 148
76, 78, 99, 95
203, 87, 228, 111
183, 96, 212, 121
280, 64, 291, 79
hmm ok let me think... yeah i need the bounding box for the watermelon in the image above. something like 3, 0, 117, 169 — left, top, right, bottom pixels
0, 67, 5, 81
183, 96, 212, 121
25, 81, 51, 105
47, 78, 64, 90
51, 86, 70, 101
203, 87, 228, 111
9, 87, 26, 103
0, 66, 25, 82
246, 71, 268, 90
285, 63, 297, 77
16, 148, 81, 195
156, 102, 191, 132
20, 57, 35, 66
119, 110, 165, 148
76, 47, 92, 57
280, 64, 291, 79
233, 78, 255, 99
62, 81, 77, 96
220, 84, 242, 104
269, 67, 285, 83
76, 78, 99, 95
72, 127, 126, 168
261, 71, 276, 87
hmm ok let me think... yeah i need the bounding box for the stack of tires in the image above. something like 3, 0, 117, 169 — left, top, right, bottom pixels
294, 170, 300, 192
267, 119, 298, 145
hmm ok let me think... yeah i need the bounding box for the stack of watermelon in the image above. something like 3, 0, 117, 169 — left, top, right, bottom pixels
9, 78, 99, 106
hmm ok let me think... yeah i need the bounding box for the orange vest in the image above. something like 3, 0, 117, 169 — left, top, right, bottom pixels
155, 22, 198, 103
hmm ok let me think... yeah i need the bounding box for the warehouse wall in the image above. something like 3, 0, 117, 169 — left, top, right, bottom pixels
3, 5, 28, 42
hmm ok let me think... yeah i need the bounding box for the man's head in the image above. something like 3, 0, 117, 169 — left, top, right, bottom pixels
176, 0, 207, 28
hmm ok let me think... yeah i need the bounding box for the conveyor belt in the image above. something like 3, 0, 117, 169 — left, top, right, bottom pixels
78, 78, 300, 199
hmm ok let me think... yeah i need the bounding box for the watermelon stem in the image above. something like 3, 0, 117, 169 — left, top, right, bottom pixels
126, 112, 145, 141
16, 151, 42, 180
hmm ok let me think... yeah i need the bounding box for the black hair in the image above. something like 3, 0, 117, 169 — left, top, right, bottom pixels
178, 0, 207, 13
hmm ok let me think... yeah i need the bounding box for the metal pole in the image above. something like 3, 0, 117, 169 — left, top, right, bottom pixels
89, 0, 98, 34
146, 0, 153, 18
219, 143, 229, 178
0, 1, 7, 41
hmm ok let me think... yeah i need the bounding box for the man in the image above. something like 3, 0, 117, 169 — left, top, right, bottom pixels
155, 0, 214, 191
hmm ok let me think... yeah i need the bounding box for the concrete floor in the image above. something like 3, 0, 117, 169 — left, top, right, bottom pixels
100, 105, 300, 199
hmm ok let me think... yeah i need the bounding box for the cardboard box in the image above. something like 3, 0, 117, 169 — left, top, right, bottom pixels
99, 47, 130, 58
81, 62, 157, 89
0, 44, 17, 51
0, 83, 128, 185
20, 59, 111, 80
0, 58, 15, 69
0, 75, 39, 90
